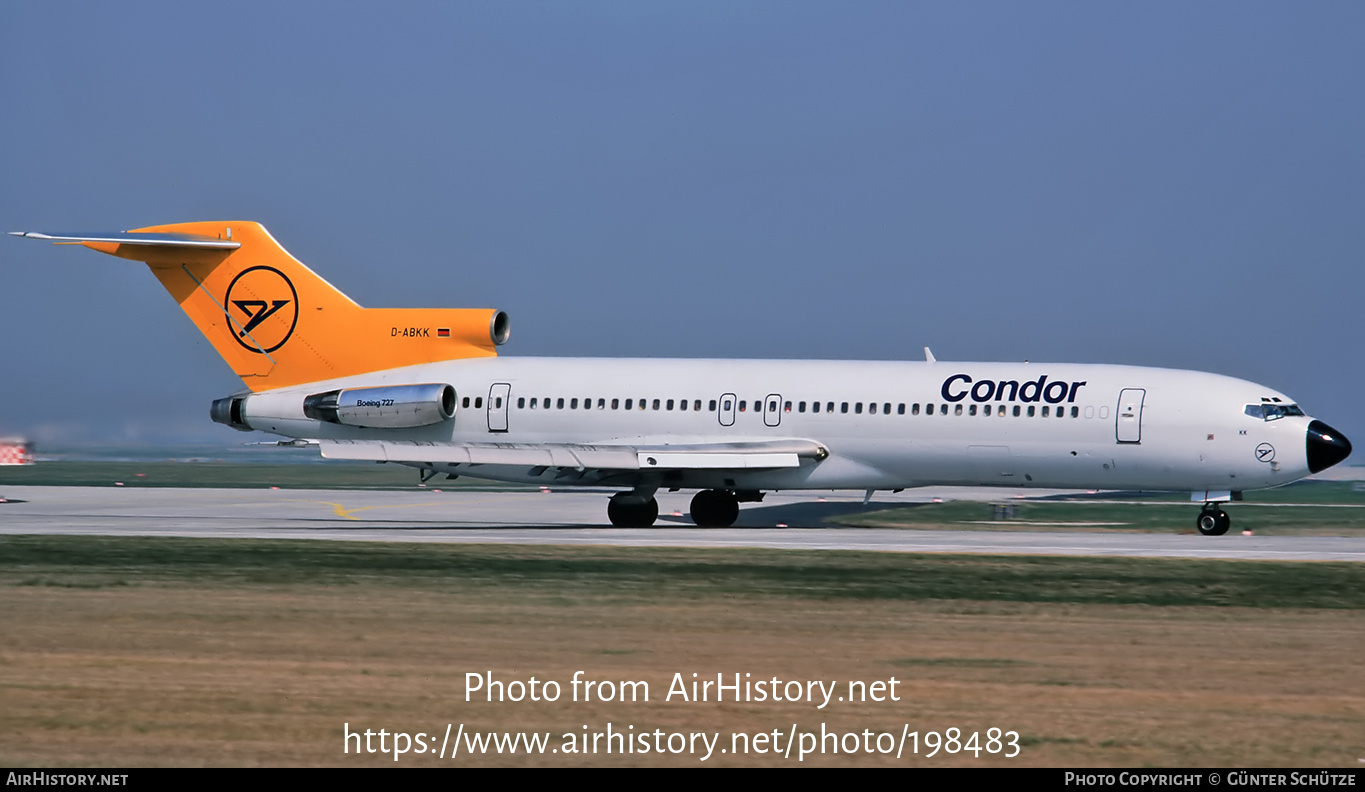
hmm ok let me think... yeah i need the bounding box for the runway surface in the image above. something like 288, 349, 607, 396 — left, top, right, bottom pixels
2, 485, 1364, 562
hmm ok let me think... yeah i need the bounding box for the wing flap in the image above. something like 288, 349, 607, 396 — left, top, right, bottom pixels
638, 452, 799, 469
317, 438, 825, 471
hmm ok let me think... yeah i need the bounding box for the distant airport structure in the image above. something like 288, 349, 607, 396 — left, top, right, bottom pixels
0, 438, 35, 466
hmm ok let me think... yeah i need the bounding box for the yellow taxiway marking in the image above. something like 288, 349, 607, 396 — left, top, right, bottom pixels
279, 497, 498, 521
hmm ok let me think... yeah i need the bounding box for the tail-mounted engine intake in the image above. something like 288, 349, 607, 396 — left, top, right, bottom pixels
303, 383, 457, 429
490, 310, 510, 346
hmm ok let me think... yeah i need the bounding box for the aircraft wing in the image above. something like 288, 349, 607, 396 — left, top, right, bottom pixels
317, 438, 828, 471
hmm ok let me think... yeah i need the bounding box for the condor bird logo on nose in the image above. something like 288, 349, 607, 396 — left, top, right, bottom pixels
222, 265, 299, 354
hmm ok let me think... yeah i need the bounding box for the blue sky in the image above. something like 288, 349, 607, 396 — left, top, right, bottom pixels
2, 2, 1362, 453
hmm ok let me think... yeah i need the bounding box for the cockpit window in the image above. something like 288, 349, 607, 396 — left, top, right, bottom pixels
1245, 404, 1306, 421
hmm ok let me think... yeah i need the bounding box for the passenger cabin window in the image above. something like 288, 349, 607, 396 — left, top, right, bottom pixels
826, 402, 834, 413
570, 398, 578, 409
955, 404, 963, 415
666, 399, 673, 410
475, 397, 483, 408
841, 402, 849, 414
462, 396, 471, 408
739, 401, 747, 412
598, 398, 606, 409
897, 404, 905, 415
694, 400, 702, 411
785, 401, 792, 412
611, 398, 620, 410
912, 404, 920, 415
799, 402, 807, 413
855, 403, 863, 414
517, 397, 525, 409
625, 399, 633, 410
557, 398, 564, 409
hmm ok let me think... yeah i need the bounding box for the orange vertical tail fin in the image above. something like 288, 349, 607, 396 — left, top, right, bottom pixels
13, 222, 507, 391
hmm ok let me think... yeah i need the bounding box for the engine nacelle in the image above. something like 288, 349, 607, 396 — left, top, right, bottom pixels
210, 393, 252, 432
304, 383, 457, 429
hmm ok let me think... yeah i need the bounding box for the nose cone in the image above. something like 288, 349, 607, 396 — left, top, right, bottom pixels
1306, 420, 1352, 474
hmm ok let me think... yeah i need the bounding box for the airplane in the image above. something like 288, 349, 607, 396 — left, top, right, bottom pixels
11, 221, 1353, 535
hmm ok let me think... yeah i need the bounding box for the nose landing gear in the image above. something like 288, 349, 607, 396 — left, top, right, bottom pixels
1196, 505, 1231, 536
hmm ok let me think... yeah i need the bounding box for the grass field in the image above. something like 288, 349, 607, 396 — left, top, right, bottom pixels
2, 536, 1362, 767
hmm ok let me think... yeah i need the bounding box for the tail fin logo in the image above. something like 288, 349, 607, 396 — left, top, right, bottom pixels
222, 265, 299, 354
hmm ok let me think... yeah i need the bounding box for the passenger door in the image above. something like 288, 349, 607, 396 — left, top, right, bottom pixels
1116, 388, 1145, 443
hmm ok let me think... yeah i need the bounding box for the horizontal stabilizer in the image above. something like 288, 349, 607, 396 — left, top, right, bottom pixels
9, 231, 240, 249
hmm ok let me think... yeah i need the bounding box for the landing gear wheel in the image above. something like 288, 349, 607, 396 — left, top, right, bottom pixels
607, 496, 659, 527
690, 490, 740, 528
1196, 507, 1231, 536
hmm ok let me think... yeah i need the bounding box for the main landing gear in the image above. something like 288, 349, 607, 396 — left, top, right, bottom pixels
605, 488, 750, 528
1196, 504, 1231, 536
607, 493, 659, 528
690, 489, 740, 528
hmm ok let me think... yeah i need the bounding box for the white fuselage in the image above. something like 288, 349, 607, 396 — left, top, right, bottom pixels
239, 357, 1318, 494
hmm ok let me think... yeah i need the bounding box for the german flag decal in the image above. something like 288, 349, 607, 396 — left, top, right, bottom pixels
437, 328, 450, 338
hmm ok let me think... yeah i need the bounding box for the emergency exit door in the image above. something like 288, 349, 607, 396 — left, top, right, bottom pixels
488, 383, 510, 432
764, 393, 782, 427
718, 393, 736, 427
1116, 388, 1145, 444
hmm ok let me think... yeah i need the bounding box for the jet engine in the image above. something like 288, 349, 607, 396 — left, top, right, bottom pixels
303, 383, 457, 428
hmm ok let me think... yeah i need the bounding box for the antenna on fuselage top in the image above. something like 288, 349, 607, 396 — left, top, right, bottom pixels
924, 347, 936, 363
